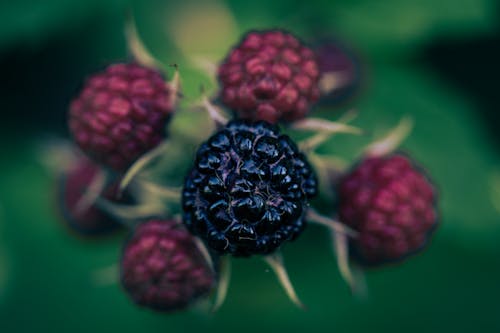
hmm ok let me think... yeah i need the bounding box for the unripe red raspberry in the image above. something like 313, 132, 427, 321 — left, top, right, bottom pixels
59, 157, 129, 235
314, 39, 361, 104
121, 219, 216, 311
337, 154, 438, 265
218, 30, 320, 124
69, 63, 174, 172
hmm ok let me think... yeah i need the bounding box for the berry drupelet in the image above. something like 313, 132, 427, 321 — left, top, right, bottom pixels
182, 120, 318, 257
69, 63, 175, 172
218, 30, 320, 124
337, 154, 438, 265
121, 219, 216, 312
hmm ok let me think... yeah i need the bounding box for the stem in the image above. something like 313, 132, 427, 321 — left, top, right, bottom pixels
295, 117, 363, 152
331, 229, 354, 292
293, 117, 362, 135
119, 141, 169, 195
338, 108, 359, 124
212, 256, 231, 313
364, 116, 413, 157
124, 12, 163, 69
96, 198, 166, 225
202, 96, 229, 126
138, 180, 182, 203
193, 237, 215, 274
330, 230, 368, 297
306, 209, 358, 238
37, 139, 78, 174
319, 70, 352, 95
75, 168, 108, 215
263, 252, 305, 310
299, 132, 332, 153
169, 66, 182, 106
307, 153, 347, 200
308, 152, 348, 175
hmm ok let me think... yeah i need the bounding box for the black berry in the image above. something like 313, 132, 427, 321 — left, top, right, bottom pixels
182, 120, 318, 256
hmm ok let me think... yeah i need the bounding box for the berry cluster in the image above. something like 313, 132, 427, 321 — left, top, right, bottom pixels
53, 26, 438, 313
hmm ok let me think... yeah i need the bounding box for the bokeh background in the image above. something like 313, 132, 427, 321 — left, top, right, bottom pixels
1, 0, 500, 332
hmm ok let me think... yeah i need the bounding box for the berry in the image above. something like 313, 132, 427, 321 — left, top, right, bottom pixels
69, 63, 174, 172
337, 154, 438, 265
218, 30, 320, 124
121, 219, 216, 311
58, 157, 130, 235
314, 39, 361, 104
182, 120, 318, 256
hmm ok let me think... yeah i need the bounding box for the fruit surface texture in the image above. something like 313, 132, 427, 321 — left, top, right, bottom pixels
182, 120, 318, 256
218, 31, 320, 123
69, 63, 174, 172
121, 219, 215, 311
338, 154, 437, 265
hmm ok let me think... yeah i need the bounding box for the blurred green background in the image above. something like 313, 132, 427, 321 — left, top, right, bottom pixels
1, 0, 500, 332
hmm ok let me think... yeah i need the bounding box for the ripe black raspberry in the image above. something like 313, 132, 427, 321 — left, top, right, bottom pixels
182, 120, 318, 256
69, 63, 174, 172
121, 219, 216, 311
218, 30, 320, 124
58, 157, 129, 235
337, 154, 438, 265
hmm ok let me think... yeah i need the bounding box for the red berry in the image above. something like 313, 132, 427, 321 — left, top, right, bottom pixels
337, 154, 438, 265
59, 157, 129, 236
69, 63, 174, 172
218, 30, 320, 124
314, 39, 361, 104
121, 219, 216, 311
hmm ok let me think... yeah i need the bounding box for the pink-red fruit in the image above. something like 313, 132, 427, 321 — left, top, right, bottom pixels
59, 157, 127, 235
338, 154, 438, 265
121, 219, 216, 311
314, 38, 361, 104
69, 63, 174, 172
218, 30, 320, 124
